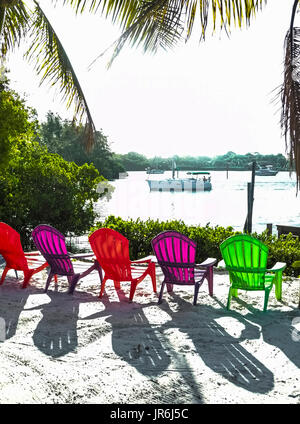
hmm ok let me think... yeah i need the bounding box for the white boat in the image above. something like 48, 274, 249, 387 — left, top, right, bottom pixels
118, 172, 129, 179
147, 176, 212, 192
147, 161, 212, 192
146, 168, 165, 174
255, 165, 278, 176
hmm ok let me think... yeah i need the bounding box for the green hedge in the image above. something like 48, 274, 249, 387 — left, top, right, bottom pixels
257, 232, 300, 278
91, 216, 300, 277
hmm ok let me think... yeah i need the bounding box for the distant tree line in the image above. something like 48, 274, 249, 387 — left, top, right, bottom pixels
114, 151, 289, 172
38, 115, 289, 176
38, 112, 125, 180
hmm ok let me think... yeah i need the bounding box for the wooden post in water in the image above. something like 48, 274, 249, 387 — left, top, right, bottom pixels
249, 161, 256, 233
244, 183, 251, 233
266, 223, 273, 236
243, 161, 256, 233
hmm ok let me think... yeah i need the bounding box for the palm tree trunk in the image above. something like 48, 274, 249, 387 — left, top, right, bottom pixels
290, 0, 299, 54
0, 6, 6, 88
0, 6, 6, 40
289, 0, 300, 190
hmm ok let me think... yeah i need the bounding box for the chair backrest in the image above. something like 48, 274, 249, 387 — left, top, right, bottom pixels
89, 228, 132, 280
0, 222, 28, 270
32, 225, 74, 276
220, 234, 268, 290
151, 231, 196, 283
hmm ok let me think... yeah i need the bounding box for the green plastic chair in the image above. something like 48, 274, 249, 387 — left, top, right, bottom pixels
220, 234, 286, 312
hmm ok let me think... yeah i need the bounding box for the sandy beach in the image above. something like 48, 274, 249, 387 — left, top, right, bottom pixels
0, 261, 299, 405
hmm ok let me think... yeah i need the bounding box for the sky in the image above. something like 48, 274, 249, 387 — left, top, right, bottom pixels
6, 0, 296, 159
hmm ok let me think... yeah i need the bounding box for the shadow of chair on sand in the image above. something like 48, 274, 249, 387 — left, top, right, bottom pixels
81, 288, 172, 378
27, 287, 98, 358
0, 277, 33, 340
158, 292, 275, 395
232, 297, 300, 371
82, 288, 208, 403
80, 287, 281, 401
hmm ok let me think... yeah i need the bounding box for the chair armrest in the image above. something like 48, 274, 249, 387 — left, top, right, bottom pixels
131, 259, 152, 265
196, 258, 217, 268
25, 252, 47, 262
267, 262, 286, 272
134, 255, 157, 263
24, 251, 41, 256
69, 253, 95, 263
217, 259, 226, 269
69, 253, 94, 259
24, 257, 43, 262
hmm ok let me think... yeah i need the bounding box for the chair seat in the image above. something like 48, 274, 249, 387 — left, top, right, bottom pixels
164, 268, 207, 285
231, 274, 275, 291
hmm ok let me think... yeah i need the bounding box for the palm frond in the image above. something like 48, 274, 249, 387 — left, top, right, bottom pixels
0, 0, 29, 55
25, 0, 95, 151
75, 0, 266, 67
61, 0, 266, 30
110, 1, 184, 57
61, 0, 137, 16
280, 27, 300, 192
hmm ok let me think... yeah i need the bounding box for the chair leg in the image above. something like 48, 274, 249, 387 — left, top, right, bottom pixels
207, 266, 214, 296
263, 288, 272, 312
22, 270, 34, 289
149, 263, 157, 293
193, 283, 200, 306
99, 277, 108, 298
274, 271, 283, 300
44, 272, 54, 293
129, 280, 138, 301
232, 288, 238, 298
68, 274, 81, 294
158, 281, 166, 304
227, 287, 233, 310
166, 283, 173, 293
114, 280, 121, 290
0, 266, 9, 285
95, 262, 103, 283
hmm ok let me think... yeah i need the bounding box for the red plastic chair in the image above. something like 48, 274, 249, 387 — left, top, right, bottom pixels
0, 222, 49, 288
71, 228, 157, 301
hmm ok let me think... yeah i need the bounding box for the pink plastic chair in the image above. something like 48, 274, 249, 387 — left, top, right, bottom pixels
151, 231, 217, 305
32, 225, 102, 293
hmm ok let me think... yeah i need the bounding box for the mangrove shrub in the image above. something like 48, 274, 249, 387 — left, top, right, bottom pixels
91, 216, 300, 277
0, 84, 103, 248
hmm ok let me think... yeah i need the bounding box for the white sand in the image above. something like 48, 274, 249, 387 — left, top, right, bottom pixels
0, 263, 299, 404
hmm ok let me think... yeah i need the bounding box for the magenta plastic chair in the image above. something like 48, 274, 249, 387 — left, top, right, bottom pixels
151, 231, 217, 305
32, 225, 103, 293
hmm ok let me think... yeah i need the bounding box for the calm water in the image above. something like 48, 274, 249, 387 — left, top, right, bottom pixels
95, 170, 299, 235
